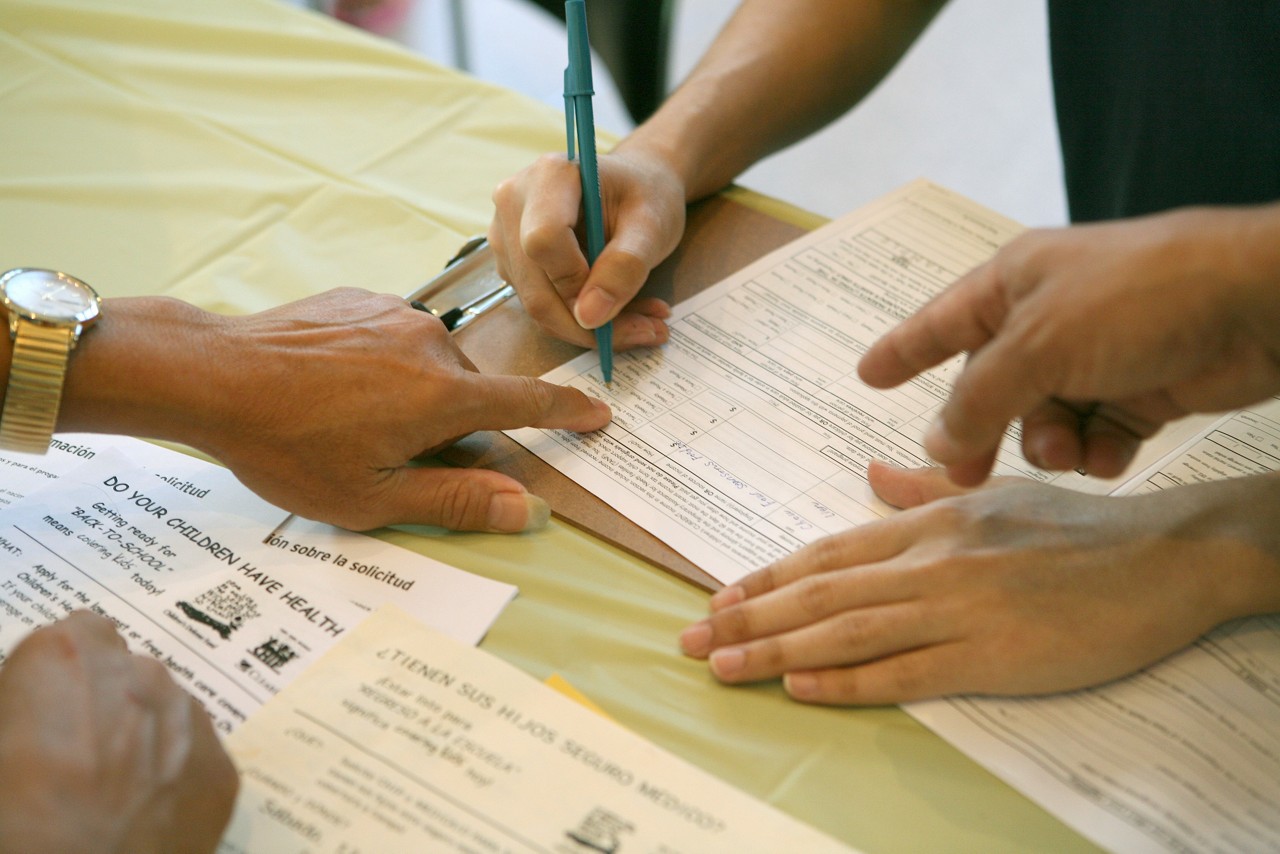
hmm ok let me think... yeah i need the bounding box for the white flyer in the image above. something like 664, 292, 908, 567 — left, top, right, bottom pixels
0, 453, 364, 733
220, 605, 856, 853
0, 434, 516, 643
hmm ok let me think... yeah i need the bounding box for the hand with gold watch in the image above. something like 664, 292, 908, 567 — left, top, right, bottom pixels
0, 268, 101, 454
0, 279, 610, 532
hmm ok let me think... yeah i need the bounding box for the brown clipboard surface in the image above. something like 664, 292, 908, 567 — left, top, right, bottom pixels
443, 194, 809, 592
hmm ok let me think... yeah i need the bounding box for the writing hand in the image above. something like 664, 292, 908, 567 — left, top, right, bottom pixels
0, 612, 238, 853
679, 462, 1280, 705
857, 206, 1280, 485
488, 149, 686, 349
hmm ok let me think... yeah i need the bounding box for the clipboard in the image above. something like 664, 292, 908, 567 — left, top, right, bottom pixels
438, 194, 809, 592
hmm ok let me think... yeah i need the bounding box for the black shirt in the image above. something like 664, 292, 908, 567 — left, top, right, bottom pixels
1048, 1, 1280, 221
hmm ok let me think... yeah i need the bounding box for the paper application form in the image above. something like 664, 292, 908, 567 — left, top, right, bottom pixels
508, 180, 1206, 585
509, 179, 1280, 852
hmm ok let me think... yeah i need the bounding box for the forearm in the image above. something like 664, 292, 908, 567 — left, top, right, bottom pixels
45, 296, 233, 449
617, 0, 947, 202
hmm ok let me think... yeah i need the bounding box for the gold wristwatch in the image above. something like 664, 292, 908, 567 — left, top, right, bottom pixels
0, 269, 101, 454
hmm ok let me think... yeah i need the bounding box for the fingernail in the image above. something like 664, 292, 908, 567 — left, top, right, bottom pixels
488, 492, 550, 533
709, 584, 745, 611
573, 288, 617, 329
679, 622, 712, 657
784, 672, 818, 700
709, 647, 745, 679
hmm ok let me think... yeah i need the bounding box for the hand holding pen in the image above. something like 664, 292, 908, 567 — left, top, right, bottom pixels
486, 7, 683, 358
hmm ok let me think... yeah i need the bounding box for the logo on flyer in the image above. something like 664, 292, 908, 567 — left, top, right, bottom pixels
175, 579, 261, 640
246, 635, 300, 672
560, 807, 634, 853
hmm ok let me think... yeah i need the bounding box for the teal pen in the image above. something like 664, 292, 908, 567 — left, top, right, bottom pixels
563, 0, 613, 385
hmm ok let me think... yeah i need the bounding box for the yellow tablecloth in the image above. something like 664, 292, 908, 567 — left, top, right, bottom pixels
0, 1, 1098, 849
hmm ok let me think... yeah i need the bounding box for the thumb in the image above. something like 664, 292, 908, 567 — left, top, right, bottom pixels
866, 460, 973, 509
572, 247, 655, 329
573, 206, 681, 330
376, 467, 553, 532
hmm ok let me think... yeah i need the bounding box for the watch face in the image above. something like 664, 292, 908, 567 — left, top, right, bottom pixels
1, 268, 100, 324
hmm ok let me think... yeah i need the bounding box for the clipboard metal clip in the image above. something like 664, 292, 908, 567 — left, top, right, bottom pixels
405, 236, 515, 333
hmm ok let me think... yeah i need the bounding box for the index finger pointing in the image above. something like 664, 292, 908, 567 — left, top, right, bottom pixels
453, 373, 612, 435
924, 337, 1052, 472
857, 257, 1007, 389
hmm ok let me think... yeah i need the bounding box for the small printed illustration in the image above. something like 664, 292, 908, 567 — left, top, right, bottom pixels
247, 635, 300, 673
175, 579, 261, 640
561, 807, 634, 854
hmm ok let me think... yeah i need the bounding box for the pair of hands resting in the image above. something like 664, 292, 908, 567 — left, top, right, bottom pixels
680, 462, 1280, 705
491, 148, 1280, 704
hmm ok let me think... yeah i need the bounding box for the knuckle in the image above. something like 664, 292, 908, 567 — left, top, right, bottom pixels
709, 605, 756, 643
794, 574, 839, 619
520, 287, 559, 318
884, 655, 934, 700
749, 638, 787, 670
521, 295, 588, 344
486, 220, 504, 252
520, 222, 564, 265
741, 565, 783, 596
805, 535, 846, 567
512, 376, 558, 420
535, 151, 570, 173
828, 609, 873, 650
427, 479, 491, 530
919, 496, 979, 534
491, 175, 516, 207
1000, 228, 1047, 265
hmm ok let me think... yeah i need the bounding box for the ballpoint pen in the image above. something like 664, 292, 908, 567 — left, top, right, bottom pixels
563, 0, 613, 385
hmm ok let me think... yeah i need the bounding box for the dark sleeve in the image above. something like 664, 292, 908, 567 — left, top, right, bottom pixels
1048, 0, 1280, 222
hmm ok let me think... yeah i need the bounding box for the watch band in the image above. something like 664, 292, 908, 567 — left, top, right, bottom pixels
0, 321, 76, 453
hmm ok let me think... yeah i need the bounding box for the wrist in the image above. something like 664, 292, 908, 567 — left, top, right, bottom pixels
617, 69, 766, 204
58, 296, 231, 448
1168, 473, 1280, 623
614, 120, 710, 205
